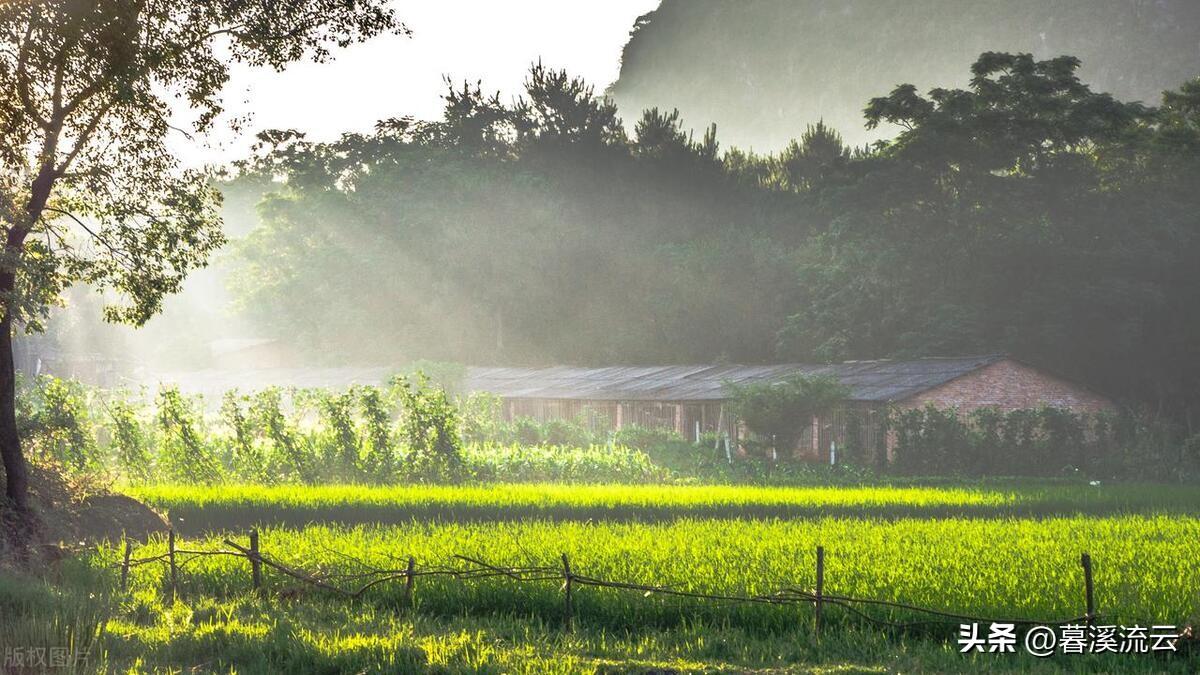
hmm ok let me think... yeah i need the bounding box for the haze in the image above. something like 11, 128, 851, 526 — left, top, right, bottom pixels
174, 0, 659, 167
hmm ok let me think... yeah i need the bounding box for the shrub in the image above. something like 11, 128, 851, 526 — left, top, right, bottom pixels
460, 391, 505, 445
251, 387, 313, 483
724, 374, 847, 457
464, 443, 667, 483
219, 390, 266, 482
357, 385, 396, 482
313, 389, 360, 480
155, 387, 221, 484
394, 374, 465, 482
887, 405, 1199, 480
18, 375, 99, 472
106, 397, 152, 482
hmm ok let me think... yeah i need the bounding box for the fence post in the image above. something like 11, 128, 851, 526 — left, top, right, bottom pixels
403, 555, 416, 609
1081, 552, 1095, 643
168, 529, 178, 600
249, 530, 263, 595
120, 538, 132, 591
815, 545, 825, 639
561, 553, 574, 631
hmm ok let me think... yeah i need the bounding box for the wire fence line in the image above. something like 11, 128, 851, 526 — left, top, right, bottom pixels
112, 531, 1097, 637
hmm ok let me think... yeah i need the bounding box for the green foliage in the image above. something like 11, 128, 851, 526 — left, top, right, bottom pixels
888, 405, 1200, 481
219, 390, 266, 483
313, 389, 360, 480
611, 425, 683, 451
127, 482, 1200, 529
16, 375, 98, 472
459, 391, 505, 445
357, 385, 396, 482
13, 501, 1200, 674
226, 62, 808, 367
251, 387, 312, 484
782, 55, 1200, 429
99, 494, 1200, 637
724, 374, 847, 454
393, 374, 465, 482
17, 375, 1200, 486
105, 397, 151, 483
154, 387, 220, 485
465, 443, 667, 483
0, 0, 400, 329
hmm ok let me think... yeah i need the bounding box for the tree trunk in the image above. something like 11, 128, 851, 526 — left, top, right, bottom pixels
0, 297, 28, 512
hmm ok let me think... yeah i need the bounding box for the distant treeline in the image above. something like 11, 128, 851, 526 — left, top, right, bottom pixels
222, 54, 1200, 424
612, 0, 1200, 150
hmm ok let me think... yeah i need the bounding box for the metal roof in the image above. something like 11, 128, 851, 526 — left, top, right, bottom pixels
463, 356, 1007, 403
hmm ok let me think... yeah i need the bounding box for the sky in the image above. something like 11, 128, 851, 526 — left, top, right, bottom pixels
174, 0, 661, 167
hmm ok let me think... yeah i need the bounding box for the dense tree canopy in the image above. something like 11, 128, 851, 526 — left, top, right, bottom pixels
229, 65, 814, 365
0, 0, 401, 511
782, 54, 1200, 422
227, 54, 1200, 427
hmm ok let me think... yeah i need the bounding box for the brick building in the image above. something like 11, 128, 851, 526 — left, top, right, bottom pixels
463, 356, 1117, 464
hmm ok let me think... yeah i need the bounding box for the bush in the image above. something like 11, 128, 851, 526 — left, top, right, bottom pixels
17, 375, 99, 473
251, 387, 313, 483
394, 374, 465, 482
724, 374, 847, 457
357, 385, 397, 482
888, 405, 1200, 481
464, 443, 668, 483
219, 390, 267, 482
155, 387, 221, 484
106, 397, 151, 483
312, 389, 360, 480
13, 374, 1199, 486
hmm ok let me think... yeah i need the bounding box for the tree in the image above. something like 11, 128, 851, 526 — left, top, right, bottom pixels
783, 53, 1200, 423
0, 1, 401, 513
724, 373, 847, 456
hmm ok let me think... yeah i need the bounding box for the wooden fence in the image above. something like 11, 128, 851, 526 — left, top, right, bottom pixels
112, 530, 1103, 638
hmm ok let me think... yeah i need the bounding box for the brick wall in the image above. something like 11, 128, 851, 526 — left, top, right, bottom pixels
896, 359, 1116, 414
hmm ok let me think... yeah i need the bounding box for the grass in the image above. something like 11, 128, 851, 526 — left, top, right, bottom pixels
107, 516, 1200, 628
15, 569, 1177, 674
126, 481, 1200, 532
5, 481, 1200, 672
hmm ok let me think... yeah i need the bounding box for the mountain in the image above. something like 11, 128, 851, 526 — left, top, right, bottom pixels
610, 0, 1200, 150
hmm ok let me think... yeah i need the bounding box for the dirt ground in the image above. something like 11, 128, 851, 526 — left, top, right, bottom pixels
1, 463, 168, 569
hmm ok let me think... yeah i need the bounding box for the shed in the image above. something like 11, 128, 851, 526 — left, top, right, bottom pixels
462, 356, 1116, 462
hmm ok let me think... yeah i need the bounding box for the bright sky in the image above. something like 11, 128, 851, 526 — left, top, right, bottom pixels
175, 0, 661, 167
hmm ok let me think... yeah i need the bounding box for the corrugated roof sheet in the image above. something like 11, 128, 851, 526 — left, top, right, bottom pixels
463, 356, 1007, 403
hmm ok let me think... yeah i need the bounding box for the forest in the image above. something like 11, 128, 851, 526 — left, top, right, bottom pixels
222, 54, 1200, 425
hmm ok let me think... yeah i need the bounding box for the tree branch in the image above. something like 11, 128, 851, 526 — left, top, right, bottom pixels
15, 13, 48, 130
40, 206, 136, 268
55, 99, 116, 176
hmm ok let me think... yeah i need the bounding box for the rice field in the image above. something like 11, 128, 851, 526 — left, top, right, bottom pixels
108, 516, 1200, 628
6, 482, 1199, 672
126, 481, 1200, 532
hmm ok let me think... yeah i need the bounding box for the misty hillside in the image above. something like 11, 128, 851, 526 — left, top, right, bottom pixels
610, 0, 1200, 150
